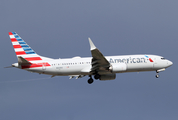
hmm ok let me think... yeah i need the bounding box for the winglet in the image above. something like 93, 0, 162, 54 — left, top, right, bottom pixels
88, 38, 96, 50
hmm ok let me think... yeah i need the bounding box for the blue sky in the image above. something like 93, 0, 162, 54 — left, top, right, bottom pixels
1, 0, 178, 120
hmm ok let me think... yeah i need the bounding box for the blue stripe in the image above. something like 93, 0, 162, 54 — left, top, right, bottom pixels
21, 45, 29, 47
25, 51, 36, 54
15, 35, 20, 39
12, 32, 16, 34
22, 47, 30, 49
24, 50, 34, 52
16, 39, 23, 42
19, 42, 26, 44
23, 48, 32, 51
23, 49, 36, 54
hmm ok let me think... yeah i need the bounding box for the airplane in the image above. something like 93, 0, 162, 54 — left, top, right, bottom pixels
8, 32, 173, 84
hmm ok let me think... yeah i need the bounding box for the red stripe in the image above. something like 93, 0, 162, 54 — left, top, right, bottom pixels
9, 32, 13, 35
22, 62, 51, 69
16, 51, 26, 55
24, 57, 42, 61
11, 38, 17, 42
13, 45, 22, 48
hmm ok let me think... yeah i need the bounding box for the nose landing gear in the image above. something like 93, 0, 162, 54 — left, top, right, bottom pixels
156, 70, 159, 78
156, 74, 159, 78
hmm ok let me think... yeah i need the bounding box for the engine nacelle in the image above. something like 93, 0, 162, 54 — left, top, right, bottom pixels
99, 73, 116, 80
109, 63, 127, 73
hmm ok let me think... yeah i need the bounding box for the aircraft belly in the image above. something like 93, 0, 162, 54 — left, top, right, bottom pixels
25, 67, 56, 74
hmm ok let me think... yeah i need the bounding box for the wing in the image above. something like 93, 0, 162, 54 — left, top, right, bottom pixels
88, 38, 111, 74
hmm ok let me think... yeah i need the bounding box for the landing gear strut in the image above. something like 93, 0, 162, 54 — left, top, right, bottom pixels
88, 75, 94, 84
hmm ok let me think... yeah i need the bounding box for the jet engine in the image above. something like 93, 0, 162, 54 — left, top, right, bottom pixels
109, 63, 127, 73
99, 73, 116, 80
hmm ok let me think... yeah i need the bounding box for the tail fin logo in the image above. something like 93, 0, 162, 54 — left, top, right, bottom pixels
9, 32, 36, 56
145, 55, 154, 62
9, 32, 52, 69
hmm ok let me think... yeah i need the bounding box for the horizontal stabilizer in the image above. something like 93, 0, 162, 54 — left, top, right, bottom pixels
4, 66, 14, 68
18, 56, 31, 65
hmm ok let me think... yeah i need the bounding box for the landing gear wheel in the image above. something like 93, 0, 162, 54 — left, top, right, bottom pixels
94, 74, 100, 80
88, 78, 94, 84
156, 74, 159, 78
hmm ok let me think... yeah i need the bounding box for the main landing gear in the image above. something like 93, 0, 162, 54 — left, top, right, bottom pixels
94, 74, 100, 80
88, 75, 94, 84
87, 74, 101, 84
156, 70, 159, 78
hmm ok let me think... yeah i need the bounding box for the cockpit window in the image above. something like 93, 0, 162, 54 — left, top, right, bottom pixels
161, 58, 166, 60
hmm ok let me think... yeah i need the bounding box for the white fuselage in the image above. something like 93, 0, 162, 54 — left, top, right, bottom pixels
17, 54, 172, 76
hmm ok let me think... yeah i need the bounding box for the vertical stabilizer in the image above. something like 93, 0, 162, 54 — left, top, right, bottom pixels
9, 32, 38, 57
9, 32, 53, 69
9, 32, 53, 63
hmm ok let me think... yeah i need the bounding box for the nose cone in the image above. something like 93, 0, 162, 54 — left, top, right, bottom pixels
167, 60, 173, 67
